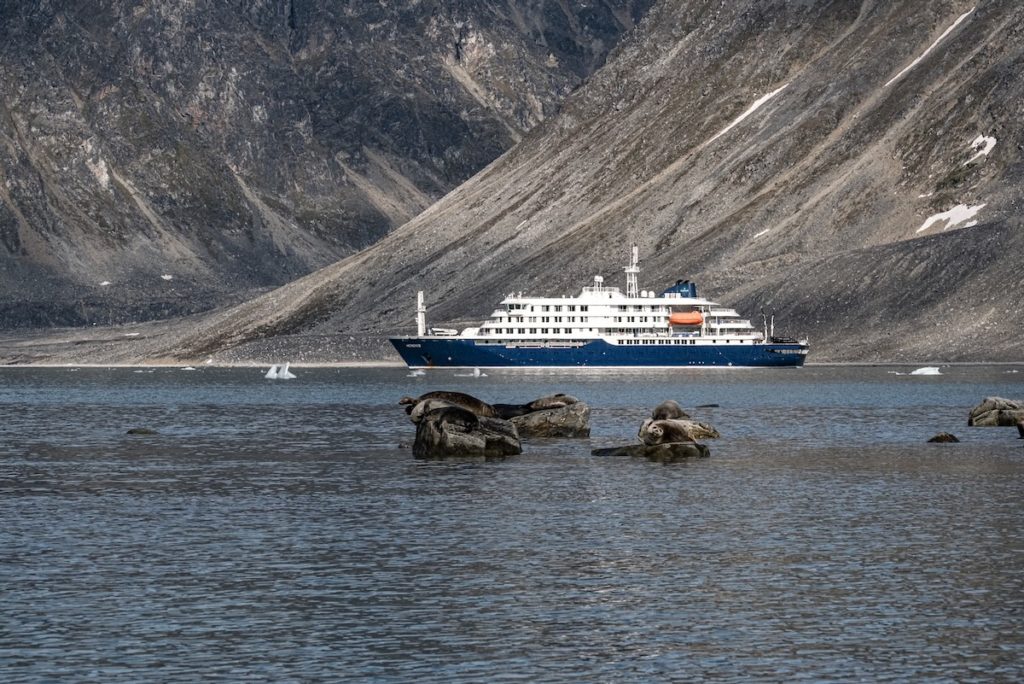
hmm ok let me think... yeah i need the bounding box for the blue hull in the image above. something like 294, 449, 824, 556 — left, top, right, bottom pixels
389, 338, 808, 368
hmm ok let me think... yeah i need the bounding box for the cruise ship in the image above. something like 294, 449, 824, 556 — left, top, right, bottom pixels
390, 247, 808, 368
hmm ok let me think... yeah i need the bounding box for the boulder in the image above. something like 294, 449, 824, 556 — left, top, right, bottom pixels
967, 397, 1024, 426
511, 401, 591, 438
927, 432, 960, 443
638, 417, 719, 444
413, 406, 521, 459
592, 443, 710, 461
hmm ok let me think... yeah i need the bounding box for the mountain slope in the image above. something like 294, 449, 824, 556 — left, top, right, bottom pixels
0, 0, 652, 327
8, 0, 1024, 364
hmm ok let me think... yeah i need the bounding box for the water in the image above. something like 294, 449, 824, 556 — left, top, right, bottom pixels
2, 365, 1022, 682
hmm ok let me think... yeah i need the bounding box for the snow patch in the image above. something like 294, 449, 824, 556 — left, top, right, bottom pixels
161, 274, 174, 281
965, 134, 996, 164
99, 280, 112, 286
885, 8, 975, 88
752, 229, 770, 239
916, 203, 985, 233
707, 84, 789, 145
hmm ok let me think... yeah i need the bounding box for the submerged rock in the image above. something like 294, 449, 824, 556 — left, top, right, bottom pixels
125, 427, 159, 435
413, 407, 521, 459
592, 443, 710, 461
967, 397, 1024, 426
927, 432, 960, 443
511, 401, 591, 438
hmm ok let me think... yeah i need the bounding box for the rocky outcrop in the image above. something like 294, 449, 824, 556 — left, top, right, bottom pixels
412, 406, 521, 459
967, 397, 1024, 427
592, 442, 710, 462
511, 401, 590, 438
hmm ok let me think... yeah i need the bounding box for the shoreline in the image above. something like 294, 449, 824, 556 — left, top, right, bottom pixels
2, 361, 1022, 369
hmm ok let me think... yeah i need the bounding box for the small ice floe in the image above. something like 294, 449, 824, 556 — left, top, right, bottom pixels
407, 369, 426, 377
265, 363, 296, 379
181, 366, 197, 371
910, 366, 942, 375
454, 367, 487, 378
917, 204, 986, 233
161, 274, 174, 281
99, 281, 112, 287
965, 135, 996, 165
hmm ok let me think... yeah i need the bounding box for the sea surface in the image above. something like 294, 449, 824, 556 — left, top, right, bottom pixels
2, 365, 1023, 682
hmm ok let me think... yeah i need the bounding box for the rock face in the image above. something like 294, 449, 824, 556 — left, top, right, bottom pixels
413, 406, 521, 459
511, 401, 591, 438
0, 0, 652, 327
967, 397, 1024, 427
5, 0, 1024, 365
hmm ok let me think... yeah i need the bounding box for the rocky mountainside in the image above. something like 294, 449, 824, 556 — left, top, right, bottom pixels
4, 0, 1023, 364
0, 0, 652, 326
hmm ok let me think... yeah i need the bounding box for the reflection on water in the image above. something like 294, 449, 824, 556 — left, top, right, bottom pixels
1, 366, 1023, 681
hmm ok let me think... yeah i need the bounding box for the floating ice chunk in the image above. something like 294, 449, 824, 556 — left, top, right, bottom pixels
407, 369, 426, 377
181, 366, 197, 371
885, 8, 975, 87
265, 364, 280, 379
965, 135, 996, 164
99, 281, 112, 286
910, 366, 941, 375
278, 363, 297, 379
916, 203, 985, 233
161, 274, 174, 281
707, 84, 789, 145
454, 367, 488, 377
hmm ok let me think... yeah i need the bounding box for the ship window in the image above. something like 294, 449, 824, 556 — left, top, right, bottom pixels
554, 305, 562, 311
580, 306, 588, 312
569, 305, 576, 311
542, 305, 550, 312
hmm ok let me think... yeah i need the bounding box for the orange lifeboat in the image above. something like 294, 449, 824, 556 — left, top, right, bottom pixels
669, 311, 703, 326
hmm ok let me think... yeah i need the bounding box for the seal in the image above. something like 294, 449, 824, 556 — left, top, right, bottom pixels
408, 391, 498, 417
526, 393, 579, 411
424, 405, 480, 431
408, 398, 459, 424
651, 400, 689, 420
638, 418, 697, 445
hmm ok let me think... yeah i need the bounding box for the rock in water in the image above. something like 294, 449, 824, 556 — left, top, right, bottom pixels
638, 418, 719, 444
1017, 420, 1024, 439
927, 432, 960, 443
511, 402, 591, 438
591, 443, 710, 461
967, 397, 1024, 426
413, 407, 521, 459
126, 427, 159, 435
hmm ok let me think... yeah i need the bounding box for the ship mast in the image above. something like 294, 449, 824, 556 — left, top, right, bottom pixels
624, 244, 639, 298
416, 291, 427, 336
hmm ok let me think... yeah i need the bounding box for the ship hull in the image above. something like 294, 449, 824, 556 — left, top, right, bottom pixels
389, 338, 807, 368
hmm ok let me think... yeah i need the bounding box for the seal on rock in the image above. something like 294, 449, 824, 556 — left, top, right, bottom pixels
651, 400, 689, 420
639, 418, 697, 445
400, 391, 498, 417
526, 393, 579, 411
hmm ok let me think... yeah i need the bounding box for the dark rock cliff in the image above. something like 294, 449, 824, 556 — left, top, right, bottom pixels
4, 0, 1023, 364
0, 0, 652, 327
